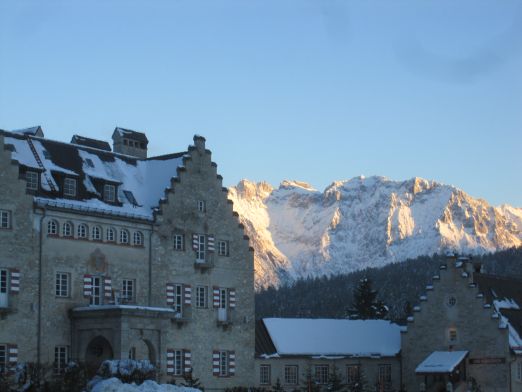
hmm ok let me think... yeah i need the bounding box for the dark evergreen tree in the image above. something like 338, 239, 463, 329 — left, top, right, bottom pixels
181, 370, 203, 390
346, 367, 370, 392
326, 365, 344, 392
349, 277, 388, 319
273, 377, 284, 392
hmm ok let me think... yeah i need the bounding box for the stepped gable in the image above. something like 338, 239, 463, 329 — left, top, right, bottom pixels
0, 129, 186, 220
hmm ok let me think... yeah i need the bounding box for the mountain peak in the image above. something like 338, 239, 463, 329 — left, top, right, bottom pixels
279, 180, 316, 192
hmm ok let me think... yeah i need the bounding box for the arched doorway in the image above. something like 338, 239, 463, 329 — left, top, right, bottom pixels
85, 336, 114, 375
128, 339, 156, 364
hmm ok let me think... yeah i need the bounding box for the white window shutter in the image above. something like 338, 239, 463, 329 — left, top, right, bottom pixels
208, 235, 215, 252
104, 276, 112, 299
229, 288, 236, 308
9, 269, 20, 294
192, 234, 199, 251
83, 274, 93, 298
166, 349, 174, 375
183, 349, 192, 374
183, 285, 192, 306
212, 286, 220, 308
229, 351, 236, 375
166, 283, 174, 305
212, 351, 220, 376
8, 344, 18, 366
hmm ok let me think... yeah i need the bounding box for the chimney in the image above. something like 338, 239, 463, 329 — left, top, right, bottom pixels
111, 127, 148, 158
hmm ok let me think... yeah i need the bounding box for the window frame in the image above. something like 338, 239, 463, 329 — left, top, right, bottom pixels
47, 219, 59, 236
133, 231, 143, 246
172, 349, 183, 376
0, 210, 11, 229
54, 345, 69, 375
197, 200, 206, 213
92, 226, 102, 241
104, 184, 116, 203
26, 171, 39, 191
55, 272, 70, 298
195, 286, 208, 308
219, 350, 229, 377
260, 364, 271, 385
284, 365, 298, 385
346, 365, 360, 383
173, 234, 185, 251
378, 364, 392, 384
120, 229, 129, 245
62, 222, 73, 237
196, 234, 206, 261
106, 227, 115, 242
314, 364, 329, 385
63, 178, 77, 197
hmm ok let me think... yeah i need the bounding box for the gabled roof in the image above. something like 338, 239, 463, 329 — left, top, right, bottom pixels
12, 126, 44, 137
475, 273, 522, 354
113, 127, 148, 143
1, 129, 186, 220
71, 135, 111, 151
416, 351, 468, 374
259, 318, 402, 357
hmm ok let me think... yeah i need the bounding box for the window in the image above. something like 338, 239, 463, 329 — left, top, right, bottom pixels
172, 350, 183, 376
378, 364, 392, 384
219, 288, 227, 309
517, 361, 522, 381
77, 223, 88, 239
0, 269, 8, 308
104, 184, 116, 202
62, 222, 73, 237
26, 171, 38, 191
63, 178, 77, 197
54, 346, 68, 375
92, 226, 102, 241
47, 220, 58, 235
197, 200, 205, 212
133, 231, 143, 246
107, 227, 115, 242
260, 365, 271, 385
196, 286, 208, 308
0, 210, 10, 229
218, 240, 229, 256
195, 234, 205, 261
90, 276, 102, 305
122, 279, 135, 303
173, 284, 182, 313
55, 273, 69, 297
346, 365, 360, 383
219, 351, 228, 376
314, 365, 329, 384
284, 365, 298, 385
0, 344, 6, 373
174, 234, 184, 251
449, 328, 457, 342
120, 229, 129, 244
129, 347, 136, 360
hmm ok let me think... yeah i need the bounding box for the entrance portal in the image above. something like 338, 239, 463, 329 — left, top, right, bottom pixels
85, 336, 114, 375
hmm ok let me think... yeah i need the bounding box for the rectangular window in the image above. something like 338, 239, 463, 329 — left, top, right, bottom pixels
63, 178, 77, 197
346, 365, 360, 383
0, 210, 11, 229
0, 344, 6, 373
284, 365, 298, 385
128, 347, 136, 360
54, 346, 68, 375
90, 276, 102, 305
104, 184, 116, 202
260, 364, 271, 385
197, 200, 205, 212
314, 365, 329, 385
378, 364, 392, 384
173, 284, 182, 314
122, 279, 135, 303
0, 269, 8, 308
55, 272, 69, 297
26, 171, 38, 191
196, 234, 206, 261
219, 288, 227, 309
218, 240, 229, 256
219, 351, 228, 377
449, 328, 457, 342
174, 234, 185, 251
196, 286, 208, 308
173, 350, 183, 376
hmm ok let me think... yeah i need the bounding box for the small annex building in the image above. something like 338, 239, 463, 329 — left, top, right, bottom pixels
402, 256, 522, 392
255, 318, 403, 390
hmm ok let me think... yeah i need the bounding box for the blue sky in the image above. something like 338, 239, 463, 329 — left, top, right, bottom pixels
1, 0, 521, 206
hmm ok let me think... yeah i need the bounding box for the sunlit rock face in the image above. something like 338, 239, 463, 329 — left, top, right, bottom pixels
229, 177, 522, 290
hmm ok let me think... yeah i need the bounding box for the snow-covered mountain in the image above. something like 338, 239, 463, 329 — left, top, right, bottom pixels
228, 177, 522, 289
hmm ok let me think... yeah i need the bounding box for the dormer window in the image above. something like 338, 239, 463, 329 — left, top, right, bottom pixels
26, 171, 39, 191
104, 184, 116, 203
63, 178, 77, 197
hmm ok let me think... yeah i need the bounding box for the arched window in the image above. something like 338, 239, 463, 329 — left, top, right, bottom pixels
77, 223, 88, 239
133, 231, 143, 246
47, 220, 58, 236
120, 229, 129, 245
106, 227, 115, 242
92, 226, 102, 241
62, 222, 73, 237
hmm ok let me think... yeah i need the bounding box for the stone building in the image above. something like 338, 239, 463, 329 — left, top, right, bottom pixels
255, 318, 403, 390
0, 126, 255, 388
401, 256, 522, 392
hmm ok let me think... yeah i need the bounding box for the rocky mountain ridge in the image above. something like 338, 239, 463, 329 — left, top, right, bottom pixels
227, 177, 522, 289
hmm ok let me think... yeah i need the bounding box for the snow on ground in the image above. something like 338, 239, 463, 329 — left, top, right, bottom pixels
90, 378, 200, 392
263, 318, 402, 357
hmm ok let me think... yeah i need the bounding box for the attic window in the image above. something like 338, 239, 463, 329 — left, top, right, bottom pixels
63, 178, 77, 197
123, 139, 128, 146
123, 190, 138, 206
42, 150, 52, 160
85, 159, 94, 168
104, 184, 116, 203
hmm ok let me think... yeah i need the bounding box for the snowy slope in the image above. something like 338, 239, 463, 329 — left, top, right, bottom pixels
228, 177, 522, 289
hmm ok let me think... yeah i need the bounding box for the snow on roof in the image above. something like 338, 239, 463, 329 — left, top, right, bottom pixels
415, 351, 468, 374
73, 305, 176, 313
262, 318, 402, 357
2, 131, 186, 220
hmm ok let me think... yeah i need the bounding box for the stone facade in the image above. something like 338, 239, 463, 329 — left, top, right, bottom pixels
0, 129, 255, 389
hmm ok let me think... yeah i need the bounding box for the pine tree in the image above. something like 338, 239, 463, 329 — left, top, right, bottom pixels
181, 371, 203, 390
349, 278, 388, 319
326, 365, 345, 392
273, 377, 284, 392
